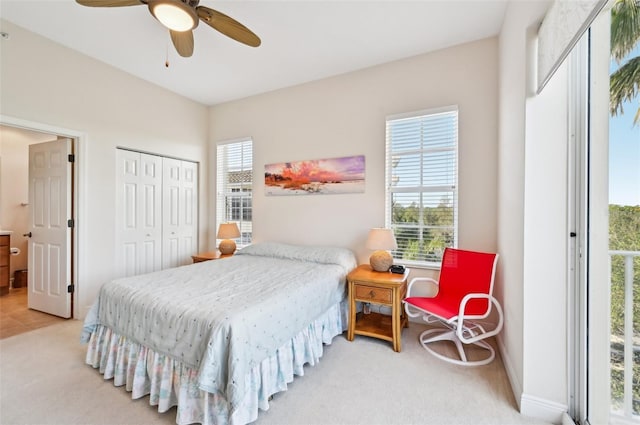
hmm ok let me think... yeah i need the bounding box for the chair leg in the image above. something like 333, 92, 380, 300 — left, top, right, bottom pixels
418, 328, 496, 366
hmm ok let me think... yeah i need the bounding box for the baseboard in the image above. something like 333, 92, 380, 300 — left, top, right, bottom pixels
496, 335, 567, 424
520, 393, 568, 424
496, 334, 523, 409
562, 412, 576, 425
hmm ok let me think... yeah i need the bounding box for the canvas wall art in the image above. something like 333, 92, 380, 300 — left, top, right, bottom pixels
265, 155, 365, 196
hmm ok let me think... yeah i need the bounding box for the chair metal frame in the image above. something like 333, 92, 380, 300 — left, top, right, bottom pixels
403, 248, 503, 366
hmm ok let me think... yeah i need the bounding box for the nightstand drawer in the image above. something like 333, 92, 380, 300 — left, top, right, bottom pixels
354, 284, 392, 304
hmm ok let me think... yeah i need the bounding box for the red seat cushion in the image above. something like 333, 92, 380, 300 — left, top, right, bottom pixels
405, 296, 458, 321
404, 248, 497, 321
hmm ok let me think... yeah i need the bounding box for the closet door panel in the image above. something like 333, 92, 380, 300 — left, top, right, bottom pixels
162, 158, 198, 269
139, 153, 162, 273
123, 242, 137, 277
162, 158, 180, 269
164, 237, 180, 269
116, 150, 162, 277
116, 150, 140, 277
180, 160, 198, 256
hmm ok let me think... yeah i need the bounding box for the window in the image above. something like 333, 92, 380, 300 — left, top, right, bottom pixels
385, 106, 458, 266
217, 139, 253, 246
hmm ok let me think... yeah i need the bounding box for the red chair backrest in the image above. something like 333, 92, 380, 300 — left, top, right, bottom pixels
437, 248, 498, 316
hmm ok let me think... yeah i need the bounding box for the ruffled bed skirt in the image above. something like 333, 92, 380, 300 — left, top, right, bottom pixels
85, 301, 347, 425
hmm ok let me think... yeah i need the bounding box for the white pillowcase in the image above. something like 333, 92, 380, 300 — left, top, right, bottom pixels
237, 242, 357, 273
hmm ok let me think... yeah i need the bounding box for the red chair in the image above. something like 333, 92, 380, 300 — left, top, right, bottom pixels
403, 248, 502, 366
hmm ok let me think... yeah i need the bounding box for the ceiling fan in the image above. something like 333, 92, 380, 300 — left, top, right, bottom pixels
75, 0, 261, 58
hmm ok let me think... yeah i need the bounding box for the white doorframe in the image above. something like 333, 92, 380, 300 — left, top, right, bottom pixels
587, 10, 613, 424
567, 32, 590, 423
566, 10, 612, 424
0, 114, 86, 320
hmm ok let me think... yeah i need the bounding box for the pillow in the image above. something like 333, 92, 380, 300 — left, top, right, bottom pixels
237, 242, 357, 273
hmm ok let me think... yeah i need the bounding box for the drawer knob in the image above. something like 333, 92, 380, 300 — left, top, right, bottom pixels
369, 290, 375, 298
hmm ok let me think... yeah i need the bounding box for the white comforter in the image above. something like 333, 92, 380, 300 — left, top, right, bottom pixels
82, 242, 357, 411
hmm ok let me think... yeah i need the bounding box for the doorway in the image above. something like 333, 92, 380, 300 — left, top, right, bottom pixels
0, 120, 80, 335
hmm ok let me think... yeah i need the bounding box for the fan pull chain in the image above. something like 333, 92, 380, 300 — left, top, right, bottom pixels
165, 36, 170, 68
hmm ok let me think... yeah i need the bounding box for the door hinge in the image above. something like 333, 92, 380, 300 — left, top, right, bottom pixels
67, 219, 74, 228
67, 284, 74, 293
68, 154, 75, 163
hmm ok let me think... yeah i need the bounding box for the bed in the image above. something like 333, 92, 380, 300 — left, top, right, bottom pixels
81, 242, 357, 425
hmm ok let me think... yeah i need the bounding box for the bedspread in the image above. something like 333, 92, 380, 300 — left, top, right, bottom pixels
82, 242, 356, 411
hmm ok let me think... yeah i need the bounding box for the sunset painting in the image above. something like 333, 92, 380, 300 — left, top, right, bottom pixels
265, 155, 365, 196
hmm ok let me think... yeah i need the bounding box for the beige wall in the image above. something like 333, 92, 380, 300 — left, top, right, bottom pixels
0, 19, 210, 318
209, 37, 499, 268
497, 5, 528, 406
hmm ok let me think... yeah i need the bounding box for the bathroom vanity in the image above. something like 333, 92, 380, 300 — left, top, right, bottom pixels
0, 231, 11, 295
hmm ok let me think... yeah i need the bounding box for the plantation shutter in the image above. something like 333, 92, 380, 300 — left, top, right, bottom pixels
385, 106, 458, 265
216, 139, 253, 246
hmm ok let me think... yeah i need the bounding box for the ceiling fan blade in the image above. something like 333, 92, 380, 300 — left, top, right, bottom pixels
196, 6, 261, 47
170, 30, 194, 57
76, 0, 142, 7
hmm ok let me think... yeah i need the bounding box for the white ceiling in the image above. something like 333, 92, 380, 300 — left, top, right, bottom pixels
0, 0, 510, 106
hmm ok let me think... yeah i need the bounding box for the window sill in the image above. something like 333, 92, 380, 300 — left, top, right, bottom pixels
394, 260, 441, 271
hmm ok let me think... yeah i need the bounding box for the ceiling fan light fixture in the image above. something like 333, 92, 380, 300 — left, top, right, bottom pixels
148, 0, 198, 32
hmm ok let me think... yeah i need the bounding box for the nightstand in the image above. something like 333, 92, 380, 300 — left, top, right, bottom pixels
191, 250, 233, 263
347, 264, 409, 352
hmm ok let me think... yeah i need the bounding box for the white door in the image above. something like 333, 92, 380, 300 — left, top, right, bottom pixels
115, 149, 162, 277
162, 158, 198, 269
28, 139, 72, 318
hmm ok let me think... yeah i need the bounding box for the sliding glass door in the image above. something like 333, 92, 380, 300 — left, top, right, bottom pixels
569, 3, 639, 423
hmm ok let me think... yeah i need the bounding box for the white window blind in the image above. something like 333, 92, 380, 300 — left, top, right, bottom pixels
385, 106, 458, 266
216, 139, 253, 246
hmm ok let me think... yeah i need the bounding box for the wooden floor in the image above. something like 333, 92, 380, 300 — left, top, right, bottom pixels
0, 287, 66, 339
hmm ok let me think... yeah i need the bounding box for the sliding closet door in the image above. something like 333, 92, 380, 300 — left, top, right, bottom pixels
115, 149, 162, 277
162, 158, 198, 269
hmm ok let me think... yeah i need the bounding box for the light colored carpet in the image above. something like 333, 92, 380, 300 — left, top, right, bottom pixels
0, 319, 550, 425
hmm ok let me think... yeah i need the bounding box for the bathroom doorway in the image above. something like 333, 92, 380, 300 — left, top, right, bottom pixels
0, 123, 77, 337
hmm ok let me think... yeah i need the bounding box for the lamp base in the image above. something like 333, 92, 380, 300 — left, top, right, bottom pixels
219, 239, 237, 255
369, 250, 393, 272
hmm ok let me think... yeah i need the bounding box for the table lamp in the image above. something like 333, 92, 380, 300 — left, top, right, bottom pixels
217, 222, 240, 255
366, 228, 397, 272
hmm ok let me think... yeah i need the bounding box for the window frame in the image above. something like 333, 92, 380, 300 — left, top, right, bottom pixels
216, 138, 253, 248
385, 105, 459, 268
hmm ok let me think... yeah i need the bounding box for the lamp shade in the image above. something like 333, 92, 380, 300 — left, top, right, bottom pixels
366, 228, 398, 251
217, 223, 240, 255
217, 223, 240, 239
366, 228, 397, 272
